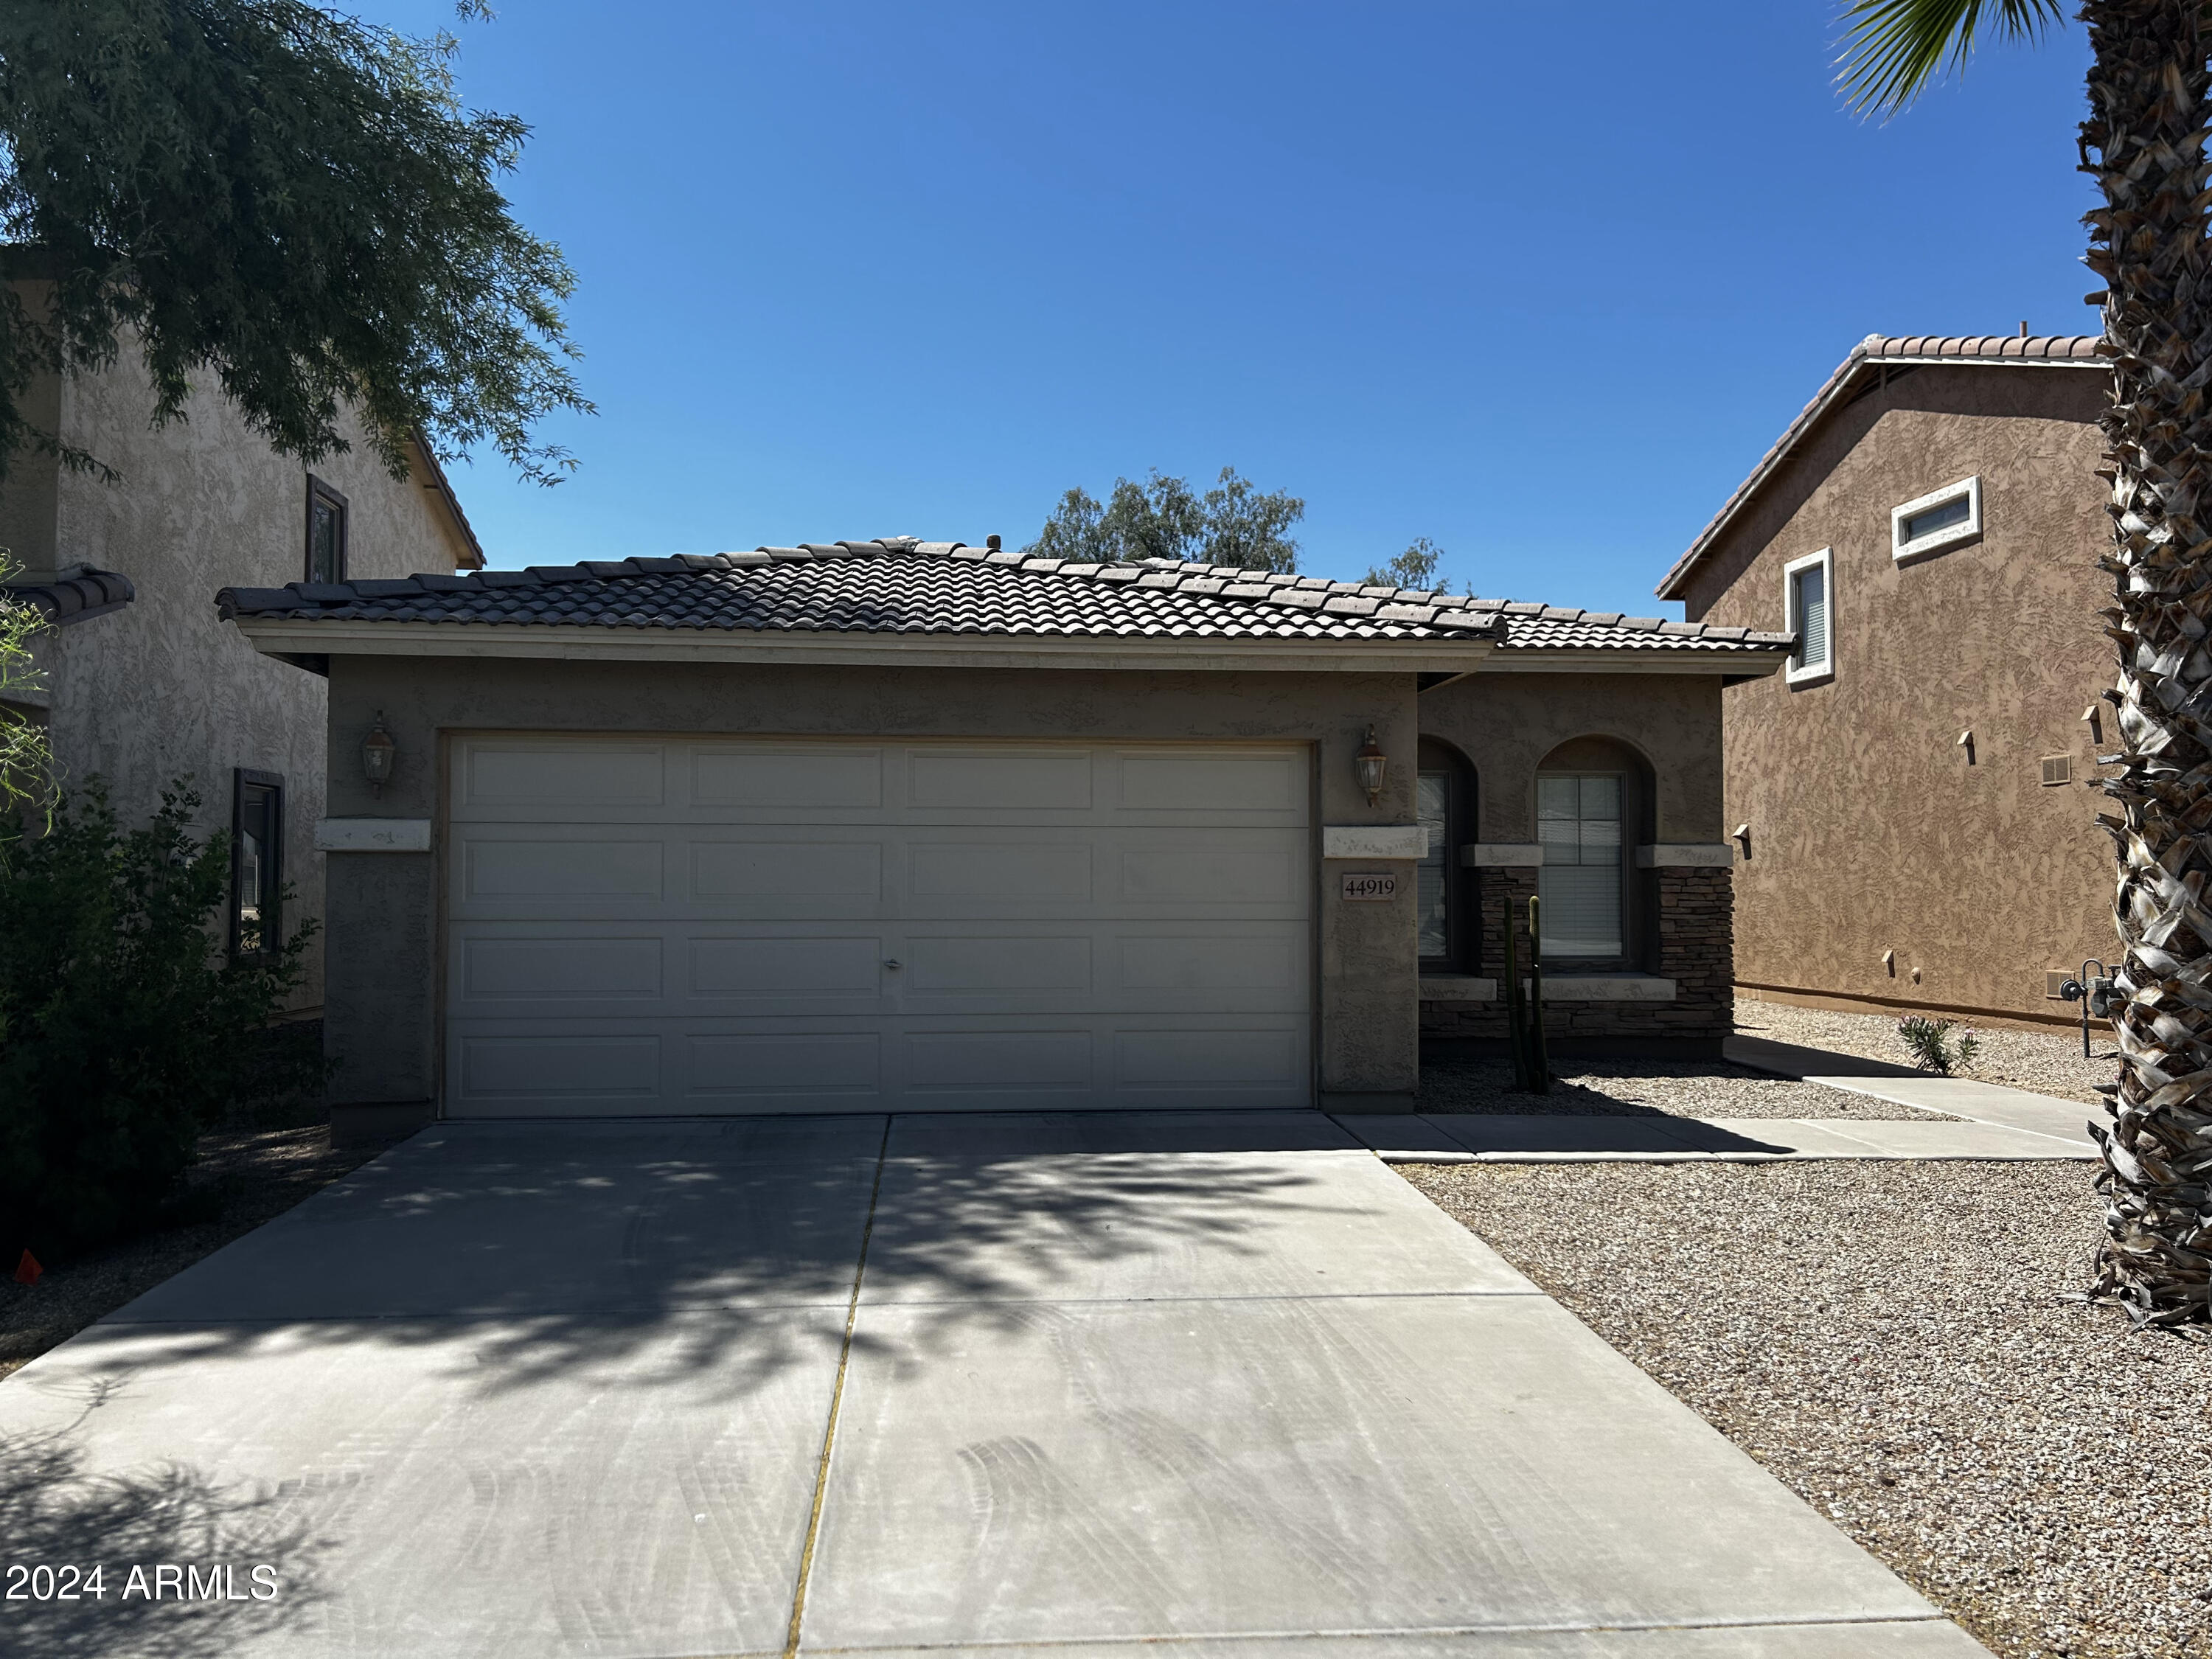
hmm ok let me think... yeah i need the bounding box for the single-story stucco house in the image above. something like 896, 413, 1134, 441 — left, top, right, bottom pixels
215, 538, 1791, 1133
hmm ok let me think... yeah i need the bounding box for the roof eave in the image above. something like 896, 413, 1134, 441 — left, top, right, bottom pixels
227, 616, 1503, 674
1655, 339, 2106, 602
1477, 645, 1791, 678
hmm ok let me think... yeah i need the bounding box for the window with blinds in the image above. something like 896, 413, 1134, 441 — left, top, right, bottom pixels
1416, 771, 1451, 960
1537, 773, 1623, 959
1784, 548, 1833, 684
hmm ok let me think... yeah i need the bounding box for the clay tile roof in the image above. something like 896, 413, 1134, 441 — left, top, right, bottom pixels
1656, 333, 2105, 600
3, 568, 136, 627
212, 540, 1792, 659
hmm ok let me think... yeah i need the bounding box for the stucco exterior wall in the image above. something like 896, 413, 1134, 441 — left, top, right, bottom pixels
1419, 670, 1726, 844
1415, 670, 1734, 1051
319, 654, 1426, 1112
1682, 362, 2115, 1024
1, 348, 472, 1007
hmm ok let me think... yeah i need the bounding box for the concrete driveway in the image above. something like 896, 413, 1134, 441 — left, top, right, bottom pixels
1, 1112, 1986, 1658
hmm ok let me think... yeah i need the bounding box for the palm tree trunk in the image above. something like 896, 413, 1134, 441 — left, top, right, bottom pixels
2083, 0, 2212, 1325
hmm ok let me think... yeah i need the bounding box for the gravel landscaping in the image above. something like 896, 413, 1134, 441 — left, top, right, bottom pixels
1404, 1158, 2212, 1659
1740, 995, 2119, 1107
1419, 1056, 1950, 1119
0, 1126, 384, 1382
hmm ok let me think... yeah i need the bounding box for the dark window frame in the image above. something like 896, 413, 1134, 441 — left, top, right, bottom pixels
306, 475, 349, 584
230, 768, 285, 962
1416, 739, 1477, 974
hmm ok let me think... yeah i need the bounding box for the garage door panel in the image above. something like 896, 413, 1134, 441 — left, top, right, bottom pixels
685, 1033, 882, 1097
1113, 1028, 1305, 1090
463, 742, 667, 810
909, 841, 1092, 903
444, 737, 1312, 1116
1118, 933, 1296, 993
689, 936, 886, 998
461, 936, 664, 1001
1117, 846, 1300, 905
466, 838, 665, 901
691, 841, 883, 904
692, 745, 883, 810
905, 1030, 1093, 1093
459, 1033, 662, 1101
905, 935, 1090, 993
908, 749, 1093, 811
1113, 750, 1304, 815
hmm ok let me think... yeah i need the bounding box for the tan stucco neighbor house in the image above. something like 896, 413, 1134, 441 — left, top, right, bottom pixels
0, 349, 482, 1007
218, 540, 1788, 1132
1660, 333, 2113, 1029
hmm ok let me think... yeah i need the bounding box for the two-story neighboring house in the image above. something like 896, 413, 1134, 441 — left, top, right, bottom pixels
0, 341, 481, 1009
1658, 333, 2114, 1030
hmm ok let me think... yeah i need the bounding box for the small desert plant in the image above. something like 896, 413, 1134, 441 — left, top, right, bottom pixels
1897, 1015, 1979, 1077
0, 780, 319, 1257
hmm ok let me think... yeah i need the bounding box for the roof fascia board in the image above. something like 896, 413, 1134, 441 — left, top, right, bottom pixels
229, 618, 1500, 674
1655, 349, 2105, 602
1478, 647, 1789, 678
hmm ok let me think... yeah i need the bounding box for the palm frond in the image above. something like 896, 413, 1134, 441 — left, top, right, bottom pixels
1836, 0, 2065, 114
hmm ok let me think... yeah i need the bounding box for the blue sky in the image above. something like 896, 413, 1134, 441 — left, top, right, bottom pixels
368, 1, 2096, 616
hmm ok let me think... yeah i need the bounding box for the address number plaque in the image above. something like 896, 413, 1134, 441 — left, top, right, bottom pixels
1339, 872, 1399, 902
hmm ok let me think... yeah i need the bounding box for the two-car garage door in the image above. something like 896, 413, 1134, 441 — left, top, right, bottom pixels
444, 736, 1313, 1115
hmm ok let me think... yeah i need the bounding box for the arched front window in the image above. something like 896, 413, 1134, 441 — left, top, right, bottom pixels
1534, 737, 1654, 967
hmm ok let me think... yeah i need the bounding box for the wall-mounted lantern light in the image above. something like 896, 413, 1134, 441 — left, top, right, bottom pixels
1354, 726, 1387, 807
1731, 822, 1751, 859
362, 713, 397, 799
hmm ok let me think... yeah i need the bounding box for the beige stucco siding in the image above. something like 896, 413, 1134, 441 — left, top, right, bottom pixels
4, 351, 470, 1006
1419, 670, 1725, 844
1684, 363, 2115, 1022
319, 655, 1426, 1110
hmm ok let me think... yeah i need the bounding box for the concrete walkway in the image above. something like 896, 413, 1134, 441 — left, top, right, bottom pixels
0, 1113, 1987, 1657
1725, 1034, 2101, 1147
1338, 1111, 2094, 1164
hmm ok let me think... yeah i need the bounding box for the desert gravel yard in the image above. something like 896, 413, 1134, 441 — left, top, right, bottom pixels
1404, 1158, 2212, 1659
1419, 1055, 1950, 1119
1739, 995, 2119, 1105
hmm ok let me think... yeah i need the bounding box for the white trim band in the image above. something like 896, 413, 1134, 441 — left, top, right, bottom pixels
1461, 842, 1543, 866
316, 818, 433, 852
1323, 824, 1428, 860
1636, 843, 1734, 868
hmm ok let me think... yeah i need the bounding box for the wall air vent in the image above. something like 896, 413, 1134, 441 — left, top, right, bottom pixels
2040, 754, 2073, 787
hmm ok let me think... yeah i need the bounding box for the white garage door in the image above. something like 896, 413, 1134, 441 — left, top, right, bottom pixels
443, 736, 1313, 1116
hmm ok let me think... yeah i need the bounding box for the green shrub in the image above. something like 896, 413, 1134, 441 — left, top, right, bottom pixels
1896, 1015, 1980, 1077
0, 781, 318, 1258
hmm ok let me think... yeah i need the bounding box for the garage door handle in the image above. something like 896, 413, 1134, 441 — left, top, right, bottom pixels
883, 959, 901, 970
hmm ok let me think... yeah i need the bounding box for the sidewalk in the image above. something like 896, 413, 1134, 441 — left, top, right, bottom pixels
1347, 1036, 2101, 1165
1725, 1034, 2101, 1147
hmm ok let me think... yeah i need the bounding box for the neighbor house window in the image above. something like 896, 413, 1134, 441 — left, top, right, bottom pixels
1783, 547, 1833, 686
307, 476, 348, 583
1537, 773, 1624, 959
232, 769, 284, 961
1891, 475, 1982, 563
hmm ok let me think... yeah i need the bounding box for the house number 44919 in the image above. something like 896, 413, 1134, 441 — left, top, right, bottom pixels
1339, 872, 1398, 902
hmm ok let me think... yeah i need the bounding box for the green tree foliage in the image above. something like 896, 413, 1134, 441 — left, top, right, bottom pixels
1026, 467, 1304, 572
0, 557, 55, 825
1365, 537, 1450, 591
0, 0, 591, 487
1837, 1, 2065, 112
0, 782, 317, 1257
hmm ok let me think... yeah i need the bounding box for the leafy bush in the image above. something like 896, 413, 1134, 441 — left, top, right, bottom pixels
0, 782, 318, 1258
1896, 1015, 1979, 1077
